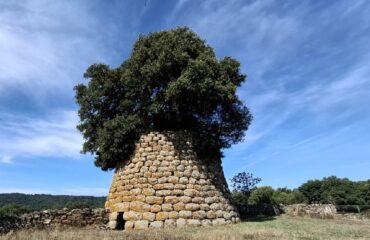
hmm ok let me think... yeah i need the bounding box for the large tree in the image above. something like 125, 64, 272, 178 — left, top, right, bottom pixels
75, 27, 252, 171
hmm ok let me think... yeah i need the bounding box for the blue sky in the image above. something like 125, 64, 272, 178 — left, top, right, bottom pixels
0, 0, 369, 196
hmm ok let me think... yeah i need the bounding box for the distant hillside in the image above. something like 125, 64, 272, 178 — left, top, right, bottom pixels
0, 193, 106, 211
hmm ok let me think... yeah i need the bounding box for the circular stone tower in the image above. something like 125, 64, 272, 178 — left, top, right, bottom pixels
105, 131, 240, 230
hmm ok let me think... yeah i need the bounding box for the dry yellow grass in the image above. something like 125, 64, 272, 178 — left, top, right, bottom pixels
1, 216, 370, 240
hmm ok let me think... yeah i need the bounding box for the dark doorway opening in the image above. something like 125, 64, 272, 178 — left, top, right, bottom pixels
116, 212, 125, 230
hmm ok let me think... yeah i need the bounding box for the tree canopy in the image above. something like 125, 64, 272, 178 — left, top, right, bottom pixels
75, 27, 252, 170
299, 176, 369, 205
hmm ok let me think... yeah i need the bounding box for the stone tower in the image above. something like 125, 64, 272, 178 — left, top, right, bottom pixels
105, 131, 240, 230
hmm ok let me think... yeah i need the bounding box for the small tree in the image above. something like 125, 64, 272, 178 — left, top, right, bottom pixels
230, 172, 261, 205
298, 179, 323, 204
230, 172, 261, 193
75, 27, 252, 170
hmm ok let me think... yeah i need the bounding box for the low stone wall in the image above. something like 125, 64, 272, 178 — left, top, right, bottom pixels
281, 204, 336, 219
0, 216, 23, 235
0, 208, 109, 235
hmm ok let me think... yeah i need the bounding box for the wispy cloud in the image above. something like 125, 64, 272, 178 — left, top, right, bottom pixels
0, 188, 52, 195
0, 0, 109, 101
0, 154, 12, 164
0, 110, 82, 163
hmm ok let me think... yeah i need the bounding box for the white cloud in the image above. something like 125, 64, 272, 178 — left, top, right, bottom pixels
0, 188, 52, 194
0, 1, 106, 97
0, 154, 12, 164
0, 110, 83, 162
61, 188, 108, 197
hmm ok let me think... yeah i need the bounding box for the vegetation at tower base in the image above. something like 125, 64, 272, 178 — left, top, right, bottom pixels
74, 27, 252, 170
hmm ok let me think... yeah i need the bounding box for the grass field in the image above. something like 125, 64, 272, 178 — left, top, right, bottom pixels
1, 216, 370, 240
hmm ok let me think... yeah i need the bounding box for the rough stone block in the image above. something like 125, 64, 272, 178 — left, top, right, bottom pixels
201, 219, 212, 226
212, 218, 226, 226
165, 196, 179, 204
125, 221, 134, 230
135, 220, 149, 230
164, 219, 176, 227
174, 184, 187, 190
206, 211, 216, 219
168, 211, 179, 219
193, 210, 206, 219
123, 211, 141, 221
184, 189, 198, 197
145, 196, 163, 205
109, 212, 118, 221
142, 212, 156, 221
179, 196, 192, 203
108, 220, 117, 229
150, 221, 164, 228
156, 212, 168, 221
163, 183, 174, 189
156, 190, 172, 196
162, 204, 173, 212
188, 219, 201, 226
130, 201, 150, 212
179, 210, 192, 219
173, 202, 185, 211
192, 197, 204, 204
185, 203, 200, 211
150, 205, 162, 213
176, 218, 187, 228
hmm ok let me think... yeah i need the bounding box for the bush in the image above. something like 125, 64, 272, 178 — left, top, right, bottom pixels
273, 188, 307, 205
248, 187, 275, 205
299, 176, 369, 205
0, 204, 30, 216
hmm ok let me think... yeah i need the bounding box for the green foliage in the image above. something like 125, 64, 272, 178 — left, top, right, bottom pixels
75, 27, 252, 170
248, 186, 275, 204
273, 188, 307, 205
0, 193, 105, 212
64, 202, 91, 209
231, 176, 369, 206
360, 180, 370, 204
299, 176, 369, 205
0, 204, 30, 216
299, 179, 323, 203
231, 192, 250, 205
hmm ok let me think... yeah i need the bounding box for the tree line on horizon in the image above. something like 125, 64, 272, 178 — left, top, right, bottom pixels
0, 193, 106, 216
230, 173, 370, 208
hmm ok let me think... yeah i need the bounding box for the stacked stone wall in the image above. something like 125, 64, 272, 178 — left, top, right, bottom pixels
105, 131, 240, 230
281, 204, 337, 219
0, 208, 109, 235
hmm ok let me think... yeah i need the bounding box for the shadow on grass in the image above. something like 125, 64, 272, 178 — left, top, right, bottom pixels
242, 215, 277, 222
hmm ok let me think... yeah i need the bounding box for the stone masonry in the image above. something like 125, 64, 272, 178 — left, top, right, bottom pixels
105, 131, 240, 230
0, 208, 109, 235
